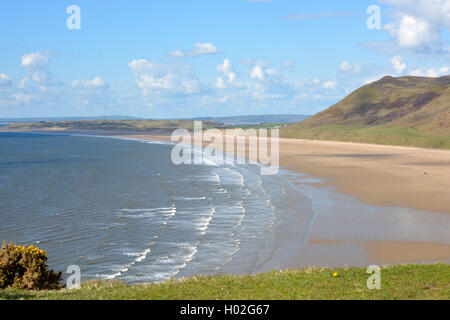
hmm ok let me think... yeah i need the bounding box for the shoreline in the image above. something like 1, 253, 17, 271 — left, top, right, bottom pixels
114, 132, 450, 268
2, 129, 450, 269
114, 131, 450, 213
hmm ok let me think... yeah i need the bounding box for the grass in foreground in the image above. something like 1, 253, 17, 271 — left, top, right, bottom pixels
1, 264, 448, 300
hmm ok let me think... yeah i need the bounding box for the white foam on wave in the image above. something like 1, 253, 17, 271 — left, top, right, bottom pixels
198, 171, 220, 183
121, 207, 172, 212
175, 242, 199, 271
197, 207, 215, 235
120, 204, 177, 219
213, 167, 245, 186
172, 196, 207, 201
103, 239, 157, 280
164, 204, 177, 219
231, 200, 246, 232
148, 241, 200, 282
202, 157, 220, 167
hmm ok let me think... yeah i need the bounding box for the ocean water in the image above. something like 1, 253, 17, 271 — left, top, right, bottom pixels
0, 132, 314, 283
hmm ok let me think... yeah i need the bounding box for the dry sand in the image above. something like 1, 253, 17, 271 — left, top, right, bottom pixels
277, 138, 450, 214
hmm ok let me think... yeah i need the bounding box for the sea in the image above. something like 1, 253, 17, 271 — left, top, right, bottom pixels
0, 131, 315, 283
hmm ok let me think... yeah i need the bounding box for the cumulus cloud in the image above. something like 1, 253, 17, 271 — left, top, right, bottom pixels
410, 64, 449, 77
214, 77, 227, 89
380, 0, 450, 52
250, 65, 265, 81
21, 51, 52, 69
390, 55, 407, 74
72, 77, 108, 89
167, 43, 222, 57
385, 15, 441, 50
21, 51, 61, 86
0, 73, 12, 86
338, 62, 362, 74
323, 80, 337, 89
216, 59, 240, 87
248, 63, 281, 81
128, 59, 200, 95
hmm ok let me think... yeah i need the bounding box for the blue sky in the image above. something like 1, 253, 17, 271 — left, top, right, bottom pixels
0, 0, 449, 118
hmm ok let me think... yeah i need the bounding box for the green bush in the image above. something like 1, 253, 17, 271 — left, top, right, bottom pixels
0, 241, 63, 290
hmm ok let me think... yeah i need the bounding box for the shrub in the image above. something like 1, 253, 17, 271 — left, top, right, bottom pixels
0, 241, 63, 290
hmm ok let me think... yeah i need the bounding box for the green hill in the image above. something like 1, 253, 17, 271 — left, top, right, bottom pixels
281, 76, 450, 149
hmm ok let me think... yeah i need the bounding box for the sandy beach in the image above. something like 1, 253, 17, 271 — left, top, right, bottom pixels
118, 133, 450, 268
277, 138, 450, 214
121, 134, 450, 212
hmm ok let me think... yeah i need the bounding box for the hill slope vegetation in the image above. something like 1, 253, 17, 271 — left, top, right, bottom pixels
281, 76, 450, 149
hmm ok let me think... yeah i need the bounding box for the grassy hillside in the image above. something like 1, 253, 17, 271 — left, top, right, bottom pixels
281, 76, 450, 149
1, 264, 448, 300
5, 119, 222, 133
192, 114, 310, 124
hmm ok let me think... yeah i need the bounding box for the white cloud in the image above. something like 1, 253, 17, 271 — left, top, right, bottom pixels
128, 59, 200, 95
380, 0, 450, 52
381, 0, 450, 29
72, 77, 108, 89
0, 73, 12, 86
323, 80, 337, 89
168, 42, 222, 57
216, 59, 240, 86
338, 61, 362, 74
214, 77, 227, 89
21, 51, 52, 69
20, 51, 60, 86
248, 62, 285, 82
250, 65, 265, 81
390, 55, 406, 74
385, 14, 441, 50
410, 64, 449, 77
12, 92, 34, 105
190, 43, 222, 56
167, 50, 184, 58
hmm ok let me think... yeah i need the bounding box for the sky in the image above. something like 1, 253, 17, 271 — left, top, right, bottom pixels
0, 0, 449, 118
